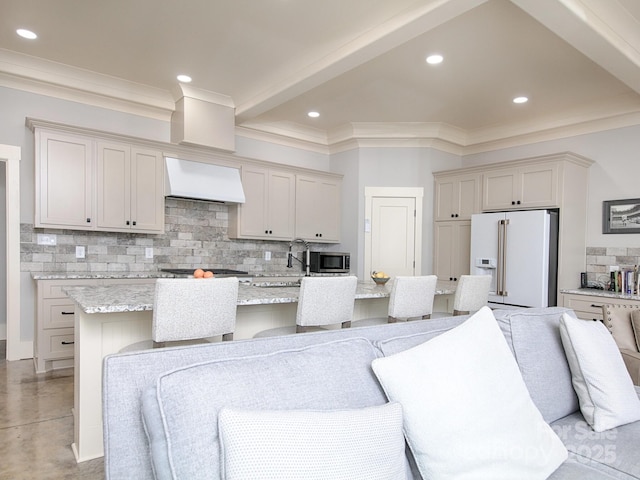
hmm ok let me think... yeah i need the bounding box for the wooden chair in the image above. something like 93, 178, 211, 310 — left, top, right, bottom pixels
121, 277, 239, 352
351, 275, 438, 327
254, 276, 358, 337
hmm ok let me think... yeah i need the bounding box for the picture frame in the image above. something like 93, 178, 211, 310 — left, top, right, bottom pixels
602, 198, 640, 234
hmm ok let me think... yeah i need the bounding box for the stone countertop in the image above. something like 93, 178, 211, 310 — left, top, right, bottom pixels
560, 288, 640, 301
64, 279, 457, 314
31, 272, 178, 280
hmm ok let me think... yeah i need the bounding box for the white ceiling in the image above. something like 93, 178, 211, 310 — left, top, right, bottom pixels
1, 0, 639, 153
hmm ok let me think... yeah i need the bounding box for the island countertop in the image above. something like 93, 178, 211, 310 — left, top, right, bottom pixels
64, 280, 457, 314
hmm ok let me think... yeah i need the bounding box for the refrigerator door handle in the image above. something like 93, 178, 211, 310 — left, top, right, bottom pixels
501, 219, 509, 297
497, 220, 504, 296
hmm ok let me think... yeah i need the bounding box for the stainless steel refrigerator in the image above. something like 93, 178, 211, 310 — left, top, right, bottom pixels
470, 209, 559, 308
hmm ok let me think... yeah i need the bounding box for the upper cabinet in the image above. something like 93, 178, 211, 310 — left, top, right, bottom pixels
97, 142, 164, 233
482, 162, 559, 211
229, 166, 295, 241
33, 124, 165, 234
35, 130, 96, 229
434, 172, 480, 221
295, 174, 341, 243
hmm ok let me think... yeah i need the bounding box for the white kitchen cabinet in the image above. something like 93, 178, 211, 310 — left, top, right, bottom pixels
229, 166, 295, 240
35, 130, 96, 229
433, 221, 471, 283
561, 293, 640, 321
34, 277, 156, 373
482, 162, 559, 211
97, 142, 164, 233
295, 174, 341, 243
434, 172, 480, 221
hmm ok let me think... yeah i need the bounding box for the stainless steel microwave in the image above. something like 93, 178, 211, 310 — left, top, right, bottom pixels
309, 252, 350, 273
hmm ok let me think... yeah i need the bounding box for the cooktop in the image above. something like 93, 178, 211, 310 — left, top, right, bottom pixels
160, 268, 249, 276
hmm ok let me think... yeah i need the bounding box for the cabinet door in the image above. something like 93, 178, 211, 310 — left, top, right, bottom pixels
295, 175, 341, 242
266, 170, 295, 240
235, 166, 271, 238
130, 148, 164, 233
435, 174, 479, 221
433, 221, 471, 282
97, 141, 130, 230
482, 168, 517, 211
518, 163, 558, 208
37, 131, 95, 228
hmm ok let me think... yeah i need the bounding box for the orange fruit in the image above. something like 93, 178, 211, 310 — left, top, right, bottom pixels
203, 271, 214, 278
193, 268, 205, 278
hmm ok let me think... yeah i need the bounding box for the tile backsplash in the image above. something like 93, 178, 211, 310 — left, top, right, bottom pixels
21, 198, 325, 275
585, 246, 640, 288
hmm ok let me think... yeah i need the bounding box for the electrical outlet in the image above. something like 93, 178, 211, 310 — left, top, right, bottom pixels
145, 247, 154, 259
265, 251, 271, 261
37, 234, 57, 246
76, 246, 85, 259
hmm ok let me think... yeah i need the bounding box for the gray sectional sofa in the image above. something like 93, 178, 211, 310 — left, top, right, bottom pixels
102, 307, 640, 479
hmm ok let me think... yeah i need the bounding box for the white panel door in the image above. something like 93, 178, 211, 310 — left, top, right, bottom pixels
370, 197, 416, 277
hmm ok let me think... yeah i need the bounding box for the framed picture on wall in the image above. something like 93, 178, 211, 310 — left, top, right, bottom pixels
602, 198, 640, 234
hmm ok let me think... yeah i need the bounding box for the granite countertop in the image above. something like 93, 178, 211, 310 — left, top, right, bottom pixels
64, 279, 457, 314
560, 288, 640, 301
31, 272, 177, 280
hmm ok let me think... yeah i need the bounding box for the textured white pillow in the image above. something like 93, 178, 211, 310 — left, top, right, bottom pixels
371, 306, 567, 480
559, 312, 640, 432
218, 402, 407, 480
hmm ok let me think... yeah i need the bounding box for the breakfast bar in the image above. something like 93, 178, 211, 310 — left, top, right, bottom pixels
65, 279, 456, 462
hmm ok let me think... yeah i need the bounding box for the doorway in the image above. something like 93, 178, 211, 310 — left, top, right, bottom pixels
0, 144, 23, 360
364, 187, 423, 279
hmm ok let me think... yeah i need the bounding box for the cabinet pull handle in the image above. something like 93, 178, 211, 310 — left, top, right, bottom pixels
590, 304, 602, 308
61, 311, 74, 315
61, 341, 75, 345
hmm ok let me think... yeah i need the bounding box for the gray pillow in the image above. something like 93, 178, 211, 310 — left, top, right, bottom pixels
141, 338, 390, 480
493, 307, 579, 423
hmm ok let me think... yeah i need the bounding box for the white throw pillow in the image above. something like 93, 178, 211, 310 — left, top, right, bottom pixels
371, 306, 567, 480
559, 312, 640, 432
218, 402, 407, 480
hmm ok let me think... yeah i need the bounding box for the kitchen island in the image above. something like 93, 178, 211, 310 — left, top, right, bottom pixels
64, 278, 456, 462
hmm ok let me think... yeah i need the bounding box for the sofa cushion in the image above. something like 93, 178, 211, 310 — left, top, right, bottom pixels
218, 403, 406, 480
141, 338, 398, 480
559, 313, 640, 432
494, 307, 580, 423
371, 307, 568, 480
551, 388, 640, 480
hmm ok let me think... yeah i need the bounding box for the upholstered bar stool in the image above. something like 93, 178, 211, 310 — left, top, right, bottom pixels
120, 277, 239, 352
254, 276, 358, 337
433, 274, 491, 318
351, 275, 438, 327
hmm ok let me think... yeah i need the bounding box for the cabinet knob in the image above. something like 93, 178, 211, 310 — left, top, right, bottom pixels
265, 230, 269, 234
126, 220, 130, 225
86, 218, 91, 223
132, 221, 137, 226
455, 214, 459, 218
451, 214, 455, 218
511, 201, 516, 205
269, 230, 272, 234
516, 200, 521, 205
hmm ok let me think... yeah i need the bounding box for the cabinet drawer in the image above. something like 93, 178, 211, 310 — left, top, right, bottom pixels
43, 299, 76, 329
41, 328, 75, 359
40, 279, 100, 298
564, 296, 606, 319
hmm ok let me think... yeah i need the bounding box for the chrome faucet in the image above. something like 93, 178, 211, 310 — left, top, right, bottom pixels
287, 238, 310, 276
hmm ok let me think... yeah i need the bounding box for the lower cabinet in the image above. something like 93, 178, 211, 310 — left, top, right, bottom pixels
34, 278, 156, 373
561, 293, 640, 321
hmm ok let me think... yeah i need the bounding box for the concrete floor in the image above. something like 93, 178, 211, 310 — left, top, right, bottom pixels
0, 342, 104, 479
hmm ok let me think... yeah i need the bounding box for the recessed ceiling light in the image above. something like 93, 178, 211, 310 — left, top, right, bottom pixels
513, 96, 528, 104
16, 28, 37, 40
177, 74, 192, 83
307, 111, 320, 118
426, 54, 443, 65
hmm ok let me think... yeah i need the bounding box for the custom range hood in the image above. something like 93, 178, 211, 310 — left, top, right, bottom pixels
165, 157, 245, 204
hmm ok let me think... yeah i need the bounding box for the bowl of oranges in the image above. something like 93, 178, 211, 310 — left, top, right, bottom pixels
193, 268, 214, 279
371, 271, 390, 285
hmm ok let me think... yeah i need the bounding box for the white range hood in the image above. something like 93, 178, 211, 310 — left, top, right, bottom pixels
164, 157, 245, 204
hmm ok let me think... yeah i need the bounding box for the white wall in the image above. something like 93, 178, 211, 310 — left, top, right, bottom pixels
0, 162, 5, 340
461, 124, 640, 248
